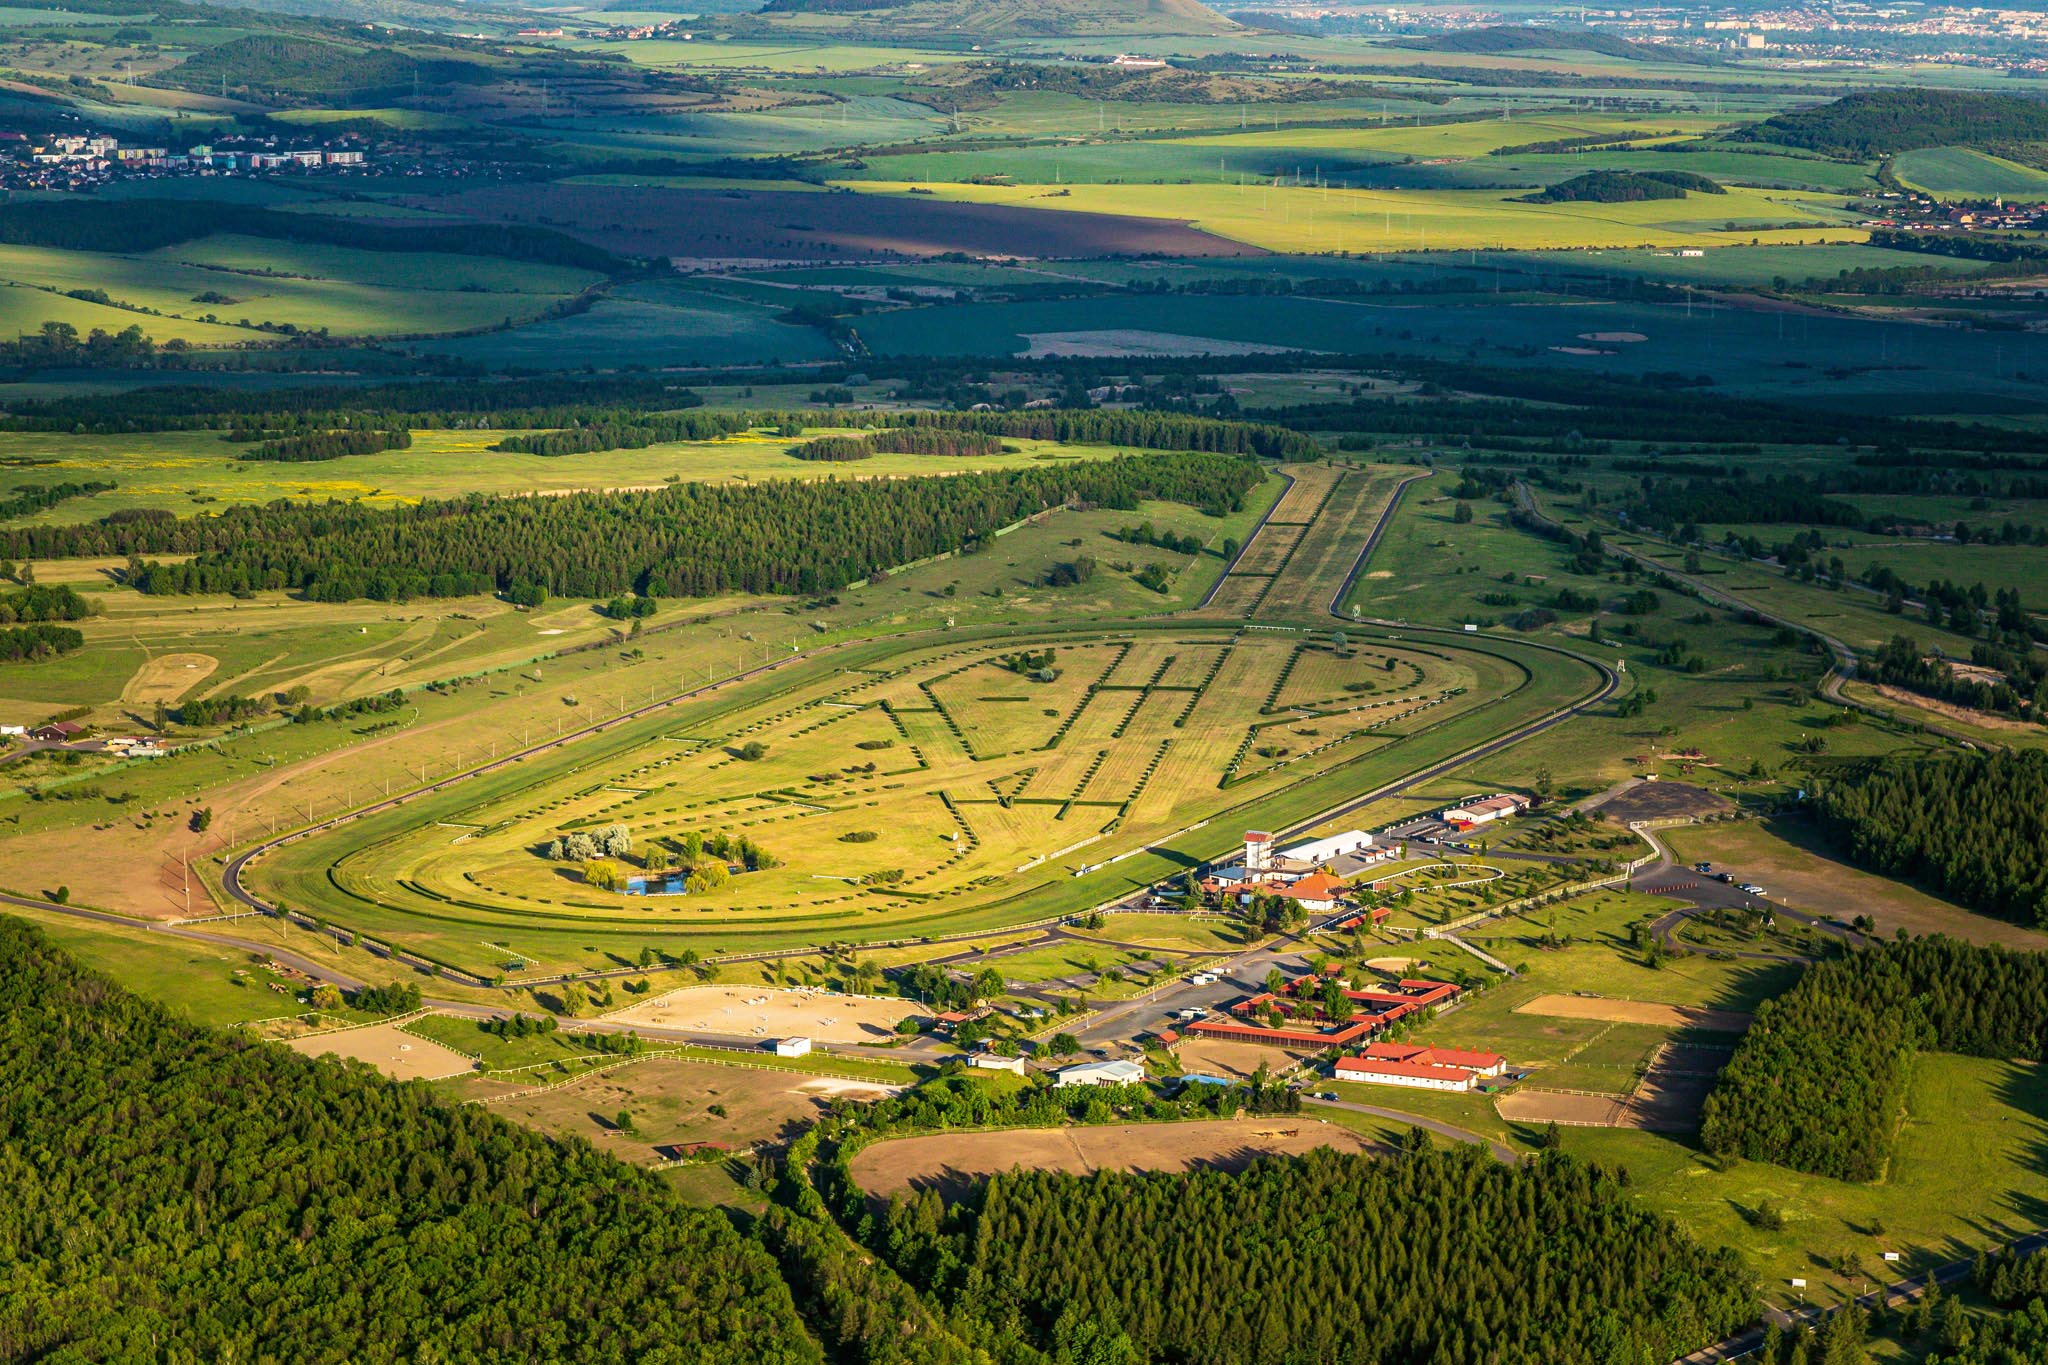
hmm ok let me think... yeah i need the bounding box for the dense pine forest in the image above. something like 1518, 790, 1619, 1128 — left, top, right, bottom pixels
243, 427, 413, 463
16, 453, 1262, 603
0, 918, 817, 1363
1813, 751, 2048, 928
495, 409, 1316, 461
1701, 937, 2048, 1179
878, 1145, 1753, 1365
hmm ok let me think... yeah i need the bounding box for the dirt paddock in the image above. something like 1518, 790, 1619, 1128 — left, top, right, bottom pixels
1172, 1037, 1314, 1080
607, 985, 924, 1043
850, 1118, 1377, 1200
486, 1057, 905, 1161
1515, 993, 1750, 1033
1496, 1090, 1631, 1126
288, 1022, 476, 1081
1496, 1042, 1726, 1131
1583, 778, 1733, 825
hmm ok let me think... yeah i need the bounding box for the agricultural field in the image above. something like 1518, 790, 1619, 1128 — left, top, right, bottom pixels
0, 235, 598, 342
1893, 145, 2048, 200
835, 180, 1868, 254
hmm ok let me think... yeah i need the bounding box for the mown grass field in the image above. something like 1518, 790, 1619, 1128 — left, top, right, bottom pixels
1565, 1054, 2048, 1309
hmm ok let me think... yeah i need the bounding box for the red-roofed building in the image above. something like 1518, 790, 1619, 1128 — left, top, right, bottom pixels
1336, 1056, 1480, 1091
1336, 1039, 1506, 1092
1268, 870, 1346, 910
1186, 975, 1463, 1050
1358, 1042, 1504, 1076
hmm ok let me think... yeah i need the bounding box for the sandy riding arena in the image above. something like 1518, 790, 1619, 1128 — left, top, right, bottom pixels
1515, 993, 1750, 1033
607, 985, 924, 1043
1496, 1090, 1631, 1127
287, 1023, 476, 1081
851, 1118, 1377, 1198
121, 653, 218, 705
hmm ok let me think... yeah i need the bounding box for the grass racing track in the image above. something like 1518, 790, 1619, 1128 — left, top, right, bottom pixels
239, 618, 1599, 977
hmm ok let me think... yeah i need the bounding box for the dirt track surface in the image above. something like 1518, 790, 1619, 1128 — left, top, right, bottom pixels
405, 185, 1263, 262
1515, 993, 1751, 1032
851, 1118, 1376, 1199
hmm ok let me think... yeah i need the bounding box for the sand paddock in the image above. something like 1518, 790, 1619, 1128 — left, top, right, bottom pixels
1579, 330, 1648, 343
1515, 993, 1750, 1033
1496, 1042, 1725, 1131
1173, 1037, 1315, 1080
121, 653, 217, 705
288, 1022, 476, 1080
1496, 1090, 1632, 1126
851, 1118, 1376, 1199
607, 985, 924, 1043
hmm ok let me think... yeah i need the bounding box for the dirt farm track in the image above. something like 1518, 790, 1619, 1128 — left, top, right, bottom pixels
850, 1118, 1377, 1200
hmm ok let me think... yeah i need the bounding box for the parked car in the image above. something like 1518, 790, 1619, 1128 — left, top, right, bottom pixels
1740, 884, 1766, 896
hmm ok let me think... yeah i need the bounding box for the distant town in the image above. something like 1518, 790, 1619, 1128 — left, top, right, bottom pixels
3, 132, 370, 191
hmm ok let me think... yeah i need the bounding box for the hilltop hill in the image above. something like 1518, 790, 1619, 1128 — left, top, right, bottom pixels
1397, 24, 1712, 65
756, 0, 1237, 37
1731, 88, 2048, 158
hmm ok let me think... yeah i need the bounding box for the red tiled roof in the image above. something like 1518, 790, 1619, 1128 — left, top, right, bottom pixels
1272, 871, 1346, 901
1360, 1042, 1502, 1070
1187, 1017, 1377, 1047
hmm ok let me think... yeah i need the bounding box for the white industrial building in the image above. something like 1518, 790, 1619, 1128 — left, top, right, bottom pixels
968, 1052, 1027, 1075
1054, 1058, 1145, 1088
1278, 830, 1374, 865
774, 1036, 812, 1058
1440, 793, 1534, 829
